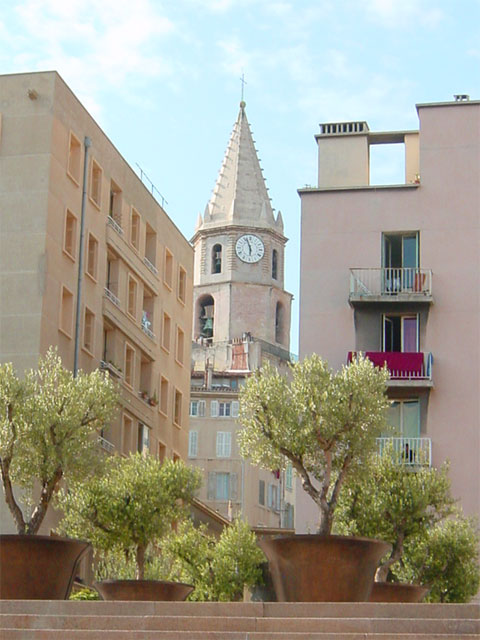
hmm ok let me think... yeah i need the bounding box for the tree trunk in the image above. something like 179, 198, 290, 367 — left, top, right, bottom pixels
136, 545, 146, 580
375, 534, 404, 582
0, 456, 27, 534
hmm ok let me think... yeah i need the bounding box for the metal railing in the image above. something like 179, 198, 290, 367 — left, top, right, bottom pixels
141, 323, 155, 341
99, 360, 122, 378
98, 436, 115, 454
143, 256, 158, 275
348, 351, 433, 381
377, 437, 432, 467
107, 215, 124, 236
104, 287, 120, 307
350, 268, 432, 298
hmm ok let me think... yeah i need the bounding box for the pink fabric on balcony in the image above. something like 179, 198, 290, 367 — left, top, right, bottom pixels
348, 352, 425, 378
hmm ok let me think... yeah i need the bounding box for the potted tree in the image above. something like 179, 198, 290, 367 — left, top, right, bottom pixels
0, 347, 118, 599
238, 354, 392, 602
335, 445, 456, 602
57, 452, 202, 601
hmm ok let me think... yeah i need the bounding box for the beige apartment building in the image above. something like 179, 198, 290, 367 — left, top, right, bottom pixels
297, 96, 480, 533
0, 71, 193, 533
187, 102, 295, 528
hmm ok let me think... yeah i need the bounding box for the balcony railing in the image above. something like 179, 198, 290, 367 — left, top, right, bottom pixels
104, 287, 120, 307
107, 215, 124, 236
350, 268, 432, 299
98, 436, 115, 454
348, 351, 432, 381
377, 437, 432, 467
99, 360, 123, 379
143, 256, 158, 276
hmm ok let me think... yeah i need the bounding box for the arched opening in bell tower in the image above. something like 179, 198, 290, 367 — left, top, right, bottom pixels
211, 244, 222, 274
196, 294, 215, 342
275, 301, 284, 344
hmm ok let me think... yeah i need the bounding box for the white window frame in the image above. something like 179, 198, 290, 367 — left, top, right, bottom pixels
219, 401, 231, 417
190, 400, 206, 417
188, 430, 198, 458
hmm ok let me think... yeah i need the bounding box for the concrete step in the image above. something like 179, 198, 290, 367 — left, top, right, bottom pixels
1, 613, 479, 635
1, 600, 478, 619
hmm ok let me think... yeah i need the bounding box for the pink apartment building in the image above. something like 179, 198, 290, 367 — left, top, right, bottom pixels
297, 96, 479, 533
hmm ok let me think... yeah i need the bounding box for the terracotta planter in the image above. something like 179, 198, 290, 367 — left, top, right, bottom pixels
259, 534, 391, 602
94, 579, 194, 601
0, 534, 90, 600
370, 581, 430, 602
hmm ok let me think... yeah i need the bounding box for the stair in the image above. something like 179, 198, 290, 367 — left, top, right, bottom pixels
1, 600, 478, 639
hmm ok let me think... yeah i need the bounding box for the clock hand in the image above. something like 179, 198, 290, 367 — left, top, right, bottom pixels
246, 239, 252, 254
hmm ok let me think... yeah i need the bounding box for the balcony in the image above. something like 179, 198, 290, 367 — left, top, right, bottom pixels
143, 256, 158, 276
107, 215, 124, 236
377, 437, 432, 467
99, 360, 123, 379
349, 268, 432, 304
104, 287, 120, 308
98, 435, 115, 454
348, 351, 433, 387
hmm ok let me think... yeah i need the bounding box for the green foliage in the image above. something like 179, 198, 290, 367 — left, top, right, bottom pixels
396, 517, 480, 603
335, 446, 456, 581
238, 354, 390, 534
69, 586, 100, 600
160, 519, 265, 601
57, 453, 202, 579
0, 347, 118, 534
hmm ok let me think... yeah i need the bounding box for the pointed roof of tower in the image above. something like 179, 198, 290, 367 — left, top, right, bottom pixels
200, 101, 277, 231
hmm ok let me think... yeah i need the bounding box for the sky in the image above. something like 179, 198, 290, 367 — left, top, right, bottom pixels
1, 0, 479, 352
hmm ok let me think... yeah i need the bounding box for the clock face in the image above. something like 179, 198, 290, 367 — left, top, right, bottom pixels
235, 234, 265, 263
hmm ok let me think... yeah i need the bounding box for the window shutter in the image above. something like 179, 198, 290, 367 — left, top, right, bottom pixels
267, 484, 273, 508
188, 430, 198, 458
207, 472, 216, 500
229, 472, 238, 501
189, 401, 196, 417
198, 400, 206, 417
211, 400, 218, 417
232, 401, 239, 417
216, 431, 223, 457
225, 432, 231, 457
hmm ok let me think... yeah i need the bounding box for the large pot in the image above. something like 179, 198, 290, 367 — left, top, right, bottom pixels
94, 579, 194, 601
259, 534, 391, 602
0, 534, 90, 599
370, 581, 430, 602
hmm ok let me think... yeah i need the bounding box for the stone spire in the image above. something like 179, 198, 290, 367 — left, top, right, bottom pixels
200, 102, 276, 230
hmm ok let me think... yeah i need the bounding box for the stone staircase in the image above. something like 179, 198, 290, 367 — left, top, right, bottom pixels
1, 600, 479, 639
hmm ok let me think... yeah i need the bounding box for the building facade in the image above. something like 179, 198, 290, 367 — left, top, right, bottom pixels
188, 101, 295, 528
0, 71, 193, 532
297, 97, 479, 533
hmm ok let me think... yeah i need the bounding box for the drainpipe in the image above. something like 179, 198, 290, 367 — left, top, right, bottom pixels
73, 136, 91, 377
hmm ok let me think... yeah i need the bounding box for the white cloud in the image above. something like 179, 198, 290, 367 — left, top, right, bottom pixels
361, 0, 445, 28
4, 0, 176, 117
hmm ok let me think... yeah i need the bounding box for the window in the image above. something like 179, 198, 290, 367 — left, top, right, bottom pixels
137, 423, 150, 455
158, 441, 166, 462
267, 483, 280, 511
174, 389, 182, 426
145, 224, 157, 273
286, 464, 293, 491
190, 400, 206, 417
86, 233, 98, 280
83, 307, 94, 353
63, 210, 77, 259
275, 302, 284, 344
210, 401, 239, 418
127, 276, 137, 319
208, 472, 238, 501
124, 343, 135, 387
109, 181, 122, 226
387, 400, 420, 439
176, 326, 185, 365
89, 159, 102, 208
162, 312, 171, 352
67, 132, 81, 184
259, 480, 265, 506
59, 286, 74, 337
197, 295, 214, 340
130, 208, 140, 250
188, 430, 198, 458
160, 377, 169, 415
164, 248, 173, 289
122, 414, 133, 455
211, 244, 222, 274
272, 249, 278, 280
383, 314, 418, 352
178, 267, 187, 303
216, 431, 232, 458
383, 232, 419, 292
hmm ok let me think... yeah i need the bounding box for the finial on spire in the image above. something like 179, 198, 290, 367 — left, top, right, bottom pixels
240, 72, 247, 108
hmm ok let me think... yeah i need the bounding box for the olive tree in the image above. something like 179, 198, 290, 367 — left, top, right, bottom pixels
238, 354, 390, 535
335, 447, 456, 581
57, 453, 202, 580
398, 516, 480, 602
0, 347, 118, 535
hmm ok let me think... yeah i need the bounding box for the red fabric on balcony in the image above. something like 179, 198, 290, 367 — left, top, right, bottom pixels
348, 351, 424, 378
